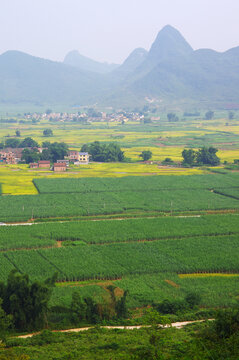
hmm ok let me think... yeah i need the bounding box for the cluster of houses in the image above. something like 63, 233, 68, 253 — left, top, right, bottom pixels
23, 110, 145, 124
29, 160, 67, 172
0, 148, 26, 164
0, 147, 89, 171
29, 151, 90, 172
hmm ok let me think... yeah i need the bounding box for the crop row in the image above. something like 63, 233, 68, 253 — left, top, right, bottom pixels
33, 173, 239, 194
112, 273, 239, 308
1, 214, 239, 250
1, 234, 239, 282
1, 188, 239, 222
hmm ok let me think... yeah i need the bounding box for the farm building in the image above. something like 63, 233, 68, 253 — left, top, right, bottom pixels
53, 163, 67, 172
67, 150, 79, 161
57, 159, 69, 166
38, 160, 51, 168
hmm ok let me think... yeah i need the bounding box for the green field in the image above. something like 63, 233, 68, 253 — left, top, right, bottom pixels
2, 234, 239, 281
33, 173, 239, 193
1, 214, 239, 249
1, 114, 239, 320
1, 174, 239, 222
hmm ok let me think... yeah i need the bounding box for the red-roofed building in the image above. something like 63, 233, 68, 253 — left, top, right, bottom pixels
53, 163, 66, 172
38, 160, 51, 168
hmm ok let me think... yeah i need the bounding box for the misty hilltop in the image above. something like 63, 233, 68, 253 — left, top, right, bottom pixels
1, 25, 239, 108
63, 50, 119, 74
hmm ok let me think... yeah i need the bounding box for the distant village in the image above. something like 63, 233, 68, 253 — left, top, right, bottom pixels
22, 109, 147, 124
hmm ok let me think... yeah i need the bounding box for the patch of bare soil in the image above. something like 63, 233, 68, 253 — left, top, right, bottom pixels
165, 279, 180, 288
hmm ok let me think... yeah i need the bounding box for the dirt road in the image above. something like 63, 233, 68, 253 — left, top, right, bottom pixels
17, 319, 212, 339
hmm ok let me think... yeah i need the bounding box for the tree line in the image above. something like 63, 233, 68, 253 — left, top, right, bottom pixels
182, 147, 220, 166
0, 270, 128, 333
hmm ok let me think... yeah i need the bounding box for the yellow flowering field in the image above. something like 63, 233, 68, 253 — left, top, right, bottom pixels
179, 273, 239, 279
123, 146, 183, 161
0, 163, 204, 195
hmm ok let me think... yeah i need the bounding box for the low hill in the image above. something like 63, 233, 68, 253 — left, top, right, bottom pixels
0, 50, 103, 105
64, 50, 119, 74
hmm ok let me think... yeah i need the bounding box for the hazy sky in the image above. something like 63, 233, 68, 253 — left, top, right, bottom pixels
1, 0, 239, 64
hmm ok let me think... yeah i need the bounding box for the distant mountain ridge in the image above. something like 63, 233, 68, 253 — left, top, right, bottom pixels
64, 50, 119, 74
1, 25, 239, 107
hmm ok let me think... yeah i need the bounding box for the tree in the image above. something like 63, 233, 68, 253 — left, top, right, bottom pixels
185, 292, 201, 308
81, 141, 124, 162
15, 130, 21, 137
0, 270, 56, 330
5, 138, 21, 148
205, 111, 214, 120
21, 149, 40, 164
167, 113, 179, 122
43, 129, 53, 137
139, 150, 152, 161
182, 149, 196, 166
40, 142, 68, 162
214, 308, 239, 338
161, 158, 174, 165
0, 299, 13, 337
182, 147, 220, 166
19, 137, 39, 148
45, 109, 52, 115
196, 147, 220, 166
70, 292, 86, 324
228, 111, 234, 120
115, 290, 128, 319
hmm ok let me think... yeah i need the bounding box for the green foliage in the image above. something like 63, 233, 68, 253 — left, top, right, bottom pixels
15, 130, 21, 137
214, 308, 239, 338
197, 147, 220, 166
70, 292, 87, 323
139, 150, 152, 161
81, 141, 124, 162
19, 137, 39, 148
182, 149, 196, 166
167, 113, 179, 122
43, 129, 53, 137
161, 157, 174, 165
40, 142, 68, 162
0, 299, 13, 336
182, 147, 220, 166
5, 138, 21, 148
0, 270, 56, 330
205, 110, 214, 120
21, 148, 40, 164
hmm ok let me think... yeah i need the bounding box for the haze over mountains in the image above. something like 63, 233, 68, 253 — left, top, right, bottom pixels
1, 25, 239, 108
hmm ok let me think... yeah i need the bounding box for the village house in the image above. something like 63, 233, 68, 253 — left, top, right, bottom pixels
38, 160, 51, 168
67, 150, 79, 161
78, 152, 89, 164
65, 151, 89, 164
0, 148, 23, 164
53, 162, 67, 172
57, 159, 69, 166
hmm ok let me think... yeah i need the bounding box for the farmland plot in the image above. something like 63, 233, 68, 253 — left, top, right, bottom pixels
0, 188, 239, 222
